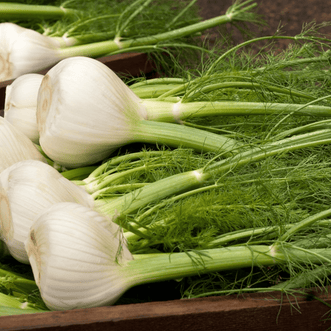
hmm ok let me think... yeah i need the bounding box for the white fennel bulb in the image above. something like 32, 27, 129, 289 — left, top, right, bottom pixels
0, 117, 47, 172
37, 56, 147, 167
0, 23, 62, 82
4, 73, 43, 144
25, 202, 134, 310
0, 160, 95, 264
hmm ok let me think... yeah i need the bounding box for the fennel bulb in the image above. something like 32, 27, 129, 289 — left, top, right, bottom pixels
37, 56, 147, 167
25, 202, 134, 310
37, 56, 241, 168
4, 73, 43, 144
0, 23, 62, 82
0, 160, 94, 264
0, 117, 47, 173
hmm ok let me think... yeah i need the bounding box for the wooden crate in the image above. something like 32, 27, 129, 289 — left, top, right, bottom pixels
0, 288, 331, 330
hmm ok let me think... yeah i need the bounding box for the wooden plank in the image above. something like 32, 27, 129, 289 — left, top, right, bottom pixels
1, 288, 330, 331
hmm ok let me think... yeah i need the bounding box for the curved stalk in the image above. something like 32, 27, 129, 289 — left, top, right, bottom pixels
0, 2, 78, 19
142, 100, 331, 122
123, 244, 331, 288
132, 120, 242, 154
279, 208, 331, 242
182, 82, 318, 103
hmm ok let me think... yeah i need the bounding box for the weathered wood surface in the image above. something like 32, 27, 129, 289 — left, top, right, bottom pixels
1, 289, 330, 331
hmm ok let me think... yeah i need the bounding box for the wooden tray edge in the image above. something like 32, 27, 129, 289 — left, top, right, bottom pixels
1, 287, 330, 331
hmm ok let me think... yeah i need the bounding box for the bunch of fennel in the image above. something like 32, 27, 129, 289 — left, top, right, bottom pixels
36, 56, 243, 168
23, 200, 331, 310
0, 0, 261, 81
3, 21, 331, 313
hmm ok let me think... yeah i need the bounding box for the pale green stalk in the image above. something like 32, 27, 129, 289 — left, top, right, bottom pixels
205, 225, 293, 248
86, 163, 168, 195
270, 264, 331, 291
51, 26, 118, 47
124, 245, 278, 286
86, 150, 174, 180
94, 169, 205, 228
132, 84, 182, 99
155, 74, 321, 101
128, 119, 243, 156
182, 81, 317, 102
83, 148, 204, 195
272, 119, 331, 141
105, 42, 217, 59
94, 183, 149, 198
265, 94, 331, 140
73, 150, 178, 199
60, 166, 98, 180
142, 100, 331, 123
279, 209, 331, 242
130, 78, 186, 89
0, 293, 46, 315
207, 218, 331, 248
121, 244, 331, 289
125, 171, 276, 231
0, 2, 78, 19
8, 244, 331, 314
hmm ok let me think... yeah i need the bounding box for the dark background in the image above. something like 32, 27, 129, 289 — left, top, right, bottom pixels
198, 0, 331, 35
197, 0, 331, 48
